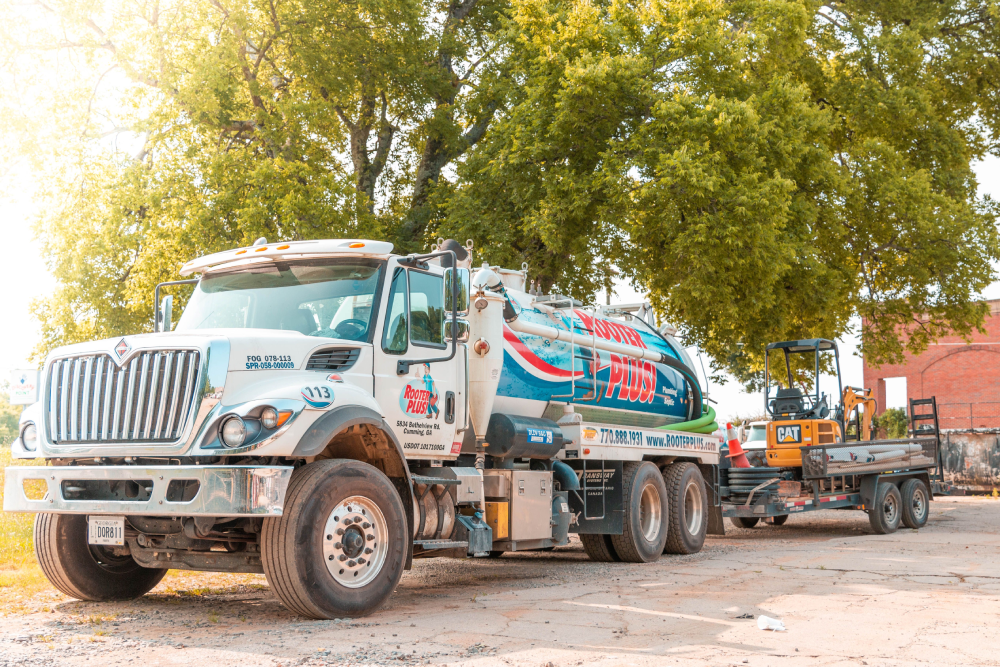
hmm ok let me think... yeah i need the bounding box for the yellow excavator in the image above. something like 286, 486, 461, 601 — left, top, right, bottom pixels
762, 339, 878, 467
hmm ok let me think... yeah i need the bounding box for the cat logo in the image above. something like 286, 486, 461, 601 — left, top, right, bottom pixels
776, 425, 802, 443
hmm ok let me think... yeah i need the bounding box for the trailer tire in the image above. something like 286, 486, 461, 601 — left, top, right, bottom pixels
34, 513, 165, 601
731, 517, 759, 529
766, 514, 788, 526
900, 478, 929, 529
261, 459, 407, 619
663, 463, 708, 554
610, 462, 668, 562
868, 482, 902, 535
580, 534, 621, 562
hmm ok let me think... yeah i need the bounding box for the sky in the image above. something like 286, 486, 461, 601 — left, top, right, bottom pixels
2, 156, 998, 421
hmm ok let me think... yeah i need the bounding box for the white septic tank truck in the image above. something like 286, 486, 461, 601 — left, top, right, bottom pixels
5, 238, 721, 618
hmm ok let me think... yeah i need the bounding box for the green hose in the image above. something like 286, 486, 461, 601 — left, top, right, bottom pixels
656, 405, 719, 434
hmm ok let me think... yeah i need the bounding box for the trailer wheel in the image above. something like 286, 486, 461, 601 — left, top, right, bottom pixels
663, 463, 708, 554
261, 459, 407, 619
731, 517, 759, 529
766, 515, 788, 526
868, 482, 902, 535
900, 478, 929, 529
34, 513, 165, 601
609, 462, 668, 562
580, 534, 621, 562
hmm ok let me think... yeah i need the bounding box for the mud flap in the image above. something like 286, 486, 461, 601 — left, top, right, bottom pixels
707, 505, 726, 536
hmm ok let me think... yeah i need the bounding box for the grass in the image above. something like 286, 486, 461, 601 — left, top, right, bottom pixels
0, 446, 54, 612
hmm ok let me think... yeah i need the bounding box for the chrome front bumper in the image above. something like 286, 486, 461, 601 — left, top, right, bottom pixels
3, 465, 293, 517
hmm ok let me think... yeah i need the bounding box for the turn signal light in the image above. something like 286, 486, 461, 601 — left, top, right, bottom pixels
276, 410, 293, 428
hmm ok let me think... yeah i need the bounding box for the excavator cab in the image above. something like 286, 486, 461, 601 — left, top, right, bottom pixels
763, 339, 869, 467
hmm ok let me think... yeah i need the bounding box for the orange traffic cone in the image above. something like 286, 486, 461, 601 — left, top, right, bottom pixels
725, 422, 751, 468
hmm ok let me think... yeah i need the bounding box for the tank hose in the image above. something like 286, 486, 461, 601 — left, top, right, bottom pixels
656, 405, 719, 434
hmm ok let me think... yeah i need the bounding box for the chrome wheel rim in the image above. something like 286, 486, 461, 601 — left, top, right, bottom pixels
639, 483, 662, 542
684, 480, 704, 535
322, 495, 388, 589
912, 488, 927, 521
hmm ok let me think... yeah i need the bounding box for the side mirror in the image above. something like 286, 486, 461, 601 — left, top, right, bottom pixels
158, 295, 173, 333
445, 268, 470, 316
445, 319, 470, 343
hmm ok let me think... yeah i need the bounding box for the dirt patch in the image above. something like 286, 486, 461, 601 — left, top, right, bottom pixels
1, 497, 999, 666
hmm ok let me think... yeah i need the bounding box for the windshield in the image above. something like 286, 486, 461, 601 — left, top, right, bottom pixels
747, 426, 767, 442
176, 259, 383, 341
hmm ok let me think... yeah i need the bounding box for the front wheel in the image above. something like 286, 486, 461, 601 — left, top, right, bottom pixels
261, 459, 407, 619
34, 513, 166, 601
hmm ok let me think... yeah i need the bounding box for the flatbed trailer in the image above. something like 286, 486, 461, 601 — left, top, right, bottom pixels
719, 432, 940, 533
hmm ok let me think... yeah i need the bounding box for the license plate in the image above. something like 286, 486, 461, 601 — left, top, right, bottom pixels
88, 516, 125, 546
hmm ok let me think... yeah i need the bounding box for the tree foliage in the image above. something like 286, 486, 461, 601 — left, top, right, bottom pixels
2, 0, 998, 386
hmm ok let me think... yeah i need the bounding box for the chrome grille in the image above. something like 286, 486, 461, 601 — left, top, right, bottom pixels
47, 350, 201, 444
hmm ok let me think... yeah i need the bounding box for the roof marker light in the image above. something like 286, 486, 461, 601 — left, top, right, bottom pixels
255, 247, 268, 252
236, 250, 247, 255
349, 242, 365, 248
277, 244, 290, 250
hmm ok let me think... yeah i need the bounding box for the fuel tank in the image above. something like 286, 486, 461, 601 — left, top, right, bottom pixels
491, 288, 698, 427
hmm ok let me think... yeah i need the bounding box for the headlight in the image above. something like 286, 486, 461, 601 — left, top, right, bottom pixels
21, 423, 37, 452
261, 407, 278, 430
221, 416, 247, 448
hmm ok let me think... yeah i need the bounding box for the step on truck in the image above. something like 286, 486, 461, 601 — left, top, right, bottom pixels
5, 238, 721, 618
720, 339, 940, 533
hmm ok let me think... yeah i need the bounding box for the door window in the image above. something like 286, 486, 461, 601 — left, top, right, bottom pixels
382, 269, 408, 355
409, 270, 446, 348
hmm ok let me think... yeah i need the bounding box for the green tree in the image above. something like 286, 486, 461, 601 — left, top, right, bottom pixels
0, 388, 23, 446
3, 0, 998, 385
438, 0, 1000, 385
874, 407, 909, 440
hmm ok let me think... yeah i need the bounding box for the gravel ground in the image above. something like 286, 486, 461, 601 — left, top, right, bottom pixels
0, 497, 998, 666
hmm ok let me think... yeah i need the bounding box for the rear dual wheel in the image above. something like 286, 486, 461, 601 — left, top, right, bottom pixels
581, 462, 708, 562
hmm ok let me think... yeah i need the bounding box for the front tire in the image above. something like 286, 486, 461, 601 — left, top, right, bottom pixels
663, 463, 708, 554
868, 482, 902, 535
262, 459, 407, 619
900, 478, 929, 529
34, 513, 165, 601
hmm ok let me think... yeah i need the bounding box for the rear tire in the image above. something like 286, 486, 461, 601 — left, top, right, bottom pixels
868, 482, 902, 535
261, 459, 407, 619
900, 478, 929, 529
611, 462, 668, 562
580, 534, 621, 562
34, 513, 165, 601
731, 517, 759, 529
663, 463, 708, 554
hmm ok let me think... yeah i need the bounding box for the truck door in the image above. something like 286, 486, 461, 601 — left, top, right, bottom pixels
373, 261, 463, 460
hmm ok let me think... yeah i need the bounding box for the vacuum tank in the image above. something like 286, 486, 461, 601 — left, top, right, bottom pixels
486, 270, 701, 428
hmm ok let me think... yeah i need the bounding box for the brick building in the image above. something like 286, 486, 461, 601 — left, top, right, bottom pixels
863, 298, 1000, 489
863, 298, 1000, 430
